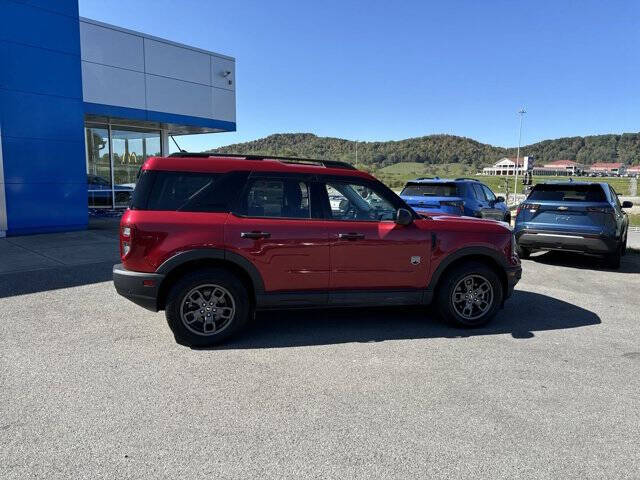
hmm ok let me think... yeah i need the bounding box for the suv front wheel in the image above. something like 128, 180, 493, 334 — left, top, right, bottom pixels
436, 262, 504, 327
165, 268, 251, 347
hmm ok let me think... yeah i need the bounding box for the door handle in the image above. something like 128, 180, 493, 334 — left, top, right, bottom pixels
241, 231, 271, 239
338, 232, 365, 240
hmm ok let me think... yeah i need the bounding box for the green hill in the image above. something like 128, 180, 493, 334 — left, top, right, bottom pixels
210, 132, 640, 170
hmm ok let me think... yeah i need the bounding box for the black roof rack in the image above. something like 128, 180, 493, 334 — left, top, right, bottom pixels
454, 177, 480, 182
413, 176, 439, 180
167, 152, 356, 170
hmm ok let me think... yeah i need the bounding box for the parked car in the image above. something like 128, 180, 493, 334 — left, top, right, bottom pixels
113, 153, 521, 346
514, 181, 632, 268
87, 174, 134, 207
400, 177, 510, 222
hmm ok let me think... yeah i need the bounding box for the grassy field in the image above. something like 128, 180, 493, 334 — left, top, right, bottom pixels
629, 214, 640, 227
371, 162, 634, 195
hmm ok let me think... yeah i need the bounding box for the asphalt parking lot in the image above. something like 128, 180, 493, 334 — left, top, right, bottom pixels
1, 228, 639, 479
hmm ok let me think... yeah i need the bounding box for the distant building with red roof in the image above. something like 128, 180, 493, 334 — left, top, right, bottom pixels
589, 162, 626, 175
542, 160, 583, 175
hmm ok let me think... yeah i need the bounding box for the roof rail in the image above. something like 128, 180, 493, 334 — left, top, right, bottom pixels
167, 152, 357, 170
454, 177, 480, 182
413, 176, 439, 180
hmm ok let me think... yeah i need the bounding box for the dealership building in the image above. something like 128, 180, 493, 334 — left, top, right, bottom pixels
0, 0, 236, 236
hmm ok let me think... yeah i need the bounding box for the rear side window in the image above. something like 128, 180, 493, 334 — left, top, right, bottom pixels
401, 183, 459, 197
528, 184, 607, 202
131, 170, 248, 212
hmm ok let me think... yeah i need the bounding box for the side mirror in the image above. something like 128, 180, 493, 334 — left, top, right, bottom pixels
395, 208, 413, 226
622, 201, 633, 208
495, 196, 505, 203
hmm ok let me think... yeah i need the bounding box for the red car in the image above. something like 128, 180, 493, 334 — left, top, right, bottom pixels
113, 153, 521, 346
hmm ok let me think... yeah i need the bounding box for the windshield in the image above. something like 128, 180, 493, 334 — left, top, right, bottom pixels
401, 183, 459, 197
527, 184, 607, 202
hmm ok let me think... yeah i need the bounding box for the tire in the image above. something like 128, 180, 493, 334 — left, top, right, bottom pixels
516, 244, 531, 259
165, 268, 251, 347
436, 261, 504, 328
605, 243, 622, 270
504, 212, 512, 224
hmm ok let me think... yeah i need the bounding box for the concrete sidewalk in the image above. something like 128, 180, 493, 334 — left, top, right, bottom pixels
0, 218, 120, 274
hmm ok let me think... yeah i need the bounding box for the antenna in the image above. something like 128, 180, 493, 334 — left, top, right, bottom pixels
170, 135, 186, 153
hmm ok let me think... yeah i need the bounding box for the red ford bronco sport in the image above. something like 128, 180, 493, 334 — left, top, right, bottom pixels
113, 153, 521, 346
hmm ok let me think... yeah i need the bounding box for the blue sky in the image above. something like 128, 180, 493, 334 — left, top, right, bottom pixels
79, 0, 640, 151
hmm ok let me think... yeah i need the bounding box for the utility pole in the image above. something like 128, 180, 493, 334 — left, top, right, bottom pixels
513, 108, 526, 204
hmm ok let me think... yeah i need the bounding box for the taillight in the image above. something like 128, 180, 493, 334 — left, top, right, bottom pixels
516, 204, 524, 217
121, 224, 133, 258
517, 203, 538, 216
586, 207, 614, 214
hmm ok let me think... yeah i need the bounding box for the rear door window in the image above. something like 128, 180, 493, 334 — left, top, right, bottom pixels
482, 185, 496, 201
243, 178, 311, 219
472, 184, 487, 201
528, 184, 607, 202
400, 183, 459, 197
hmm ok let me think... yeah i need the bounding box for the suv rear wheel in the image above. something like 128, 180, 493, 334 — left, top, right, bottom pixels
436, 262, 504, 327
165, 268, 251, 347
605, 241, 623, 269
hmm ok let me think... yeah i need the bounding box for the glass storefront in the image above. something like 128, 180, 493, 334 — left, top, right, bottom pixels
85, 124, 162, 208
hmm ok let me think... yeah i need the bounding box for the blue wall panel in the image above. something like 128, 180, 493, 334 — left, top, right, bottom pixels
0, 90, 84, 141
84, 102, 237, 133
15, 0, 78, 17
4, 182, 87, 234
0, 0, 86, 235
0, 0, 81, 55
3, 42, 83, 98
2, 137, 86, 183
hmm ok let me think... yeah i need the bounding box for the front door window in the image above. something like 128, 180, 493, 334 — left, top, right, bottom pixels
325, 182, 397, 222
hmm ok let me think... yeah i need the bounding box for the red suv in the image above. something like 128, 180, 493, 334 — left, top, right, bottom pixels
113, 153, 521, 346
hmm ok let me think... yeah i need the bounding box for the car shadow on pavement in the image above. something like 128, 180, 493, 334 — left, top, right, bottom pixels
0, 261, 114, 299
529, 251, 640, 274
202, 290, 600, 350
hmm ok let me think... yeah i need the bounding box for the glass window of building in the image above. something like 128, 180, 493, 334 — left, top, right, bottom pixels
85, 125, 161, 209
112, 128, 161, 207
85, 126, 111, 208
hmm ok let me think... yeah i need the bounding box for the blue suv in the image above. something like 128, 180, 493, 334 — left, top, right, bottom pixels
514, 181, 632, 269
400, 177, 510, 222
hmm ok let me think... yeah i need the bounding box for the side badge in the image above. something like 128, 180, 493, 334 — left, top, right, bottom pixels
410, 256, 421, 265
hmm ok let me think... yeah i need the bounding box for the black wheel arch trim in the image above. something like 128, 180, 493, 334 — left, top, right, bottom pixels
156, 249, 265, 294
426, 246, 510, 292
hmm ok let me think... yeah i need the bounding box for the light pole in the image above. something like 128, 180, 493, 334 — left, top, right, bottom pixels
513, 108, 526, 203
